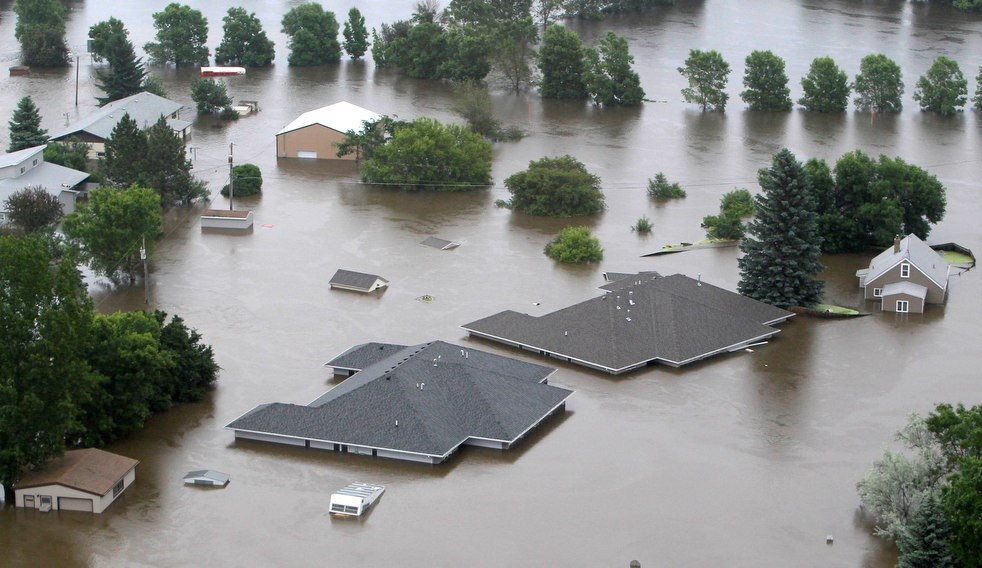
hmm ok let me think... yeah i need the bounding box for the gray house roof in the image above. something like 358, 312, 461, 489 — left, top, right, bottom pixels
861, 234, 949, 290
462, 273, 794, 374
0, 149, 87, 210
329, 269, 388, 292
325, 342, 409, 372
227, 341, 571, 460
0, 145, 44, 169
50, 92, 186, 142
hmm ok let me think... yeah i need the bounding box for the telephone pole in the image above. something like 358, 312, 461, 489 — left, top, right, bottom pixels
228, 142, 234, 211
141, 234, 149, 304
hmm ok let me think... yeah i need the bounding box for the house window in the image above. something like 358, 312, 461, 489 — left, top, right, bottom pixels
896, 300, 909, 313
32, 159, 38, 166
20, 167, 24, 174
873, 288, 883, 297
112, 479, 124, 497
900, 263, 910, 278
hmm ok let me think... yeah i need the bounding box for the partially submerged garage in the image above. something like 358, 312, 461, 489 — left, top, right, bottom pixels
13, 448, 138, 514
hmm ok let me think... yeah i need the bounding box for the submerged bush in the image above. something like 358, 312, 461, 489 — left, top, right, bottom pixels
544, 226, 603, 263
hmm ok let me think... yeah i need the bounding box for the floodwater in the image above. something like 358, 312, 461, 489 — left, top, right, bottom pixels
1, 1, 981, 566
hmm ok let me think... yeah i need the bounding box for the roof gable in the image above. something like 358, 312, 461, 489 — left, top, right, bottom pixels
329, 269, 388, 290
864, 235, 949, 290
276, 102, 382, 136
0, 145, 45, 170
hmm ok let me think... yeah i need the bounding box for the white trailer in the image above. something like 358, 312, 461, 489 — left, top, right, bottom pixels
329, 482, 385, 517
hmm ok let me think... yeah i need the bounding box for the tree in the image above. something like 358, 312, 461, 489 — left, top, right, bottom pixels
941, 457, 982, 567
88, 17, 129, 64
3, 186, 64, 234
451, 82, 521, 142
360, 118, 492, 191
158, 312, 219, 404
737, 148, 824, 309
703, 188, 755, 241
190, 78, 233, 114
44, 138, 90, 172
0, 235, 93, 489
740, 50, 792, 111
94, 32, 148, 105
502, 155, 605, 216
720, 188, 755, 217
221, 163, 262, 197
143, 117, 206, 204
101, 114, 148, 189
282, 3, 342, 66
584, 32, 645, 106
854, 54, 904, 113
215, 7, 275, 67
544, 226, 604, 263
975, 67, 982, 109
896, 491, 955, 568
7, 96, 48, 152
493, 18, 539, 94
913, 56, 968, 115
798, 56, 850, 112
61, 186, 163, 283
342, 7, 369, 60
953, 0, 982, 10
647, 172, 686, 199
336, 116, 407, 161
538, 25, 589, 100
144, 3, 210, 68
679, 49, 731, 112
13, 0, 69, 67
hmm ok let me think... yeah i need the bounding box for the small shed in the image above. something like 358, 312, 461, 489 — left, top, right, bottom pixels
183, 470, 230, 487
421, 236, 460, 250
13, 448, 138, 513
275, 102, 381, 161
200, 209, 254, 231
329, 269, 389, 293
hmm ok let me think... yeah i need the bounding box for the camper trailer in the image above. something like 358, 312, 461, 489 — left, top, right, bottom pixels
329, 482, 385, 517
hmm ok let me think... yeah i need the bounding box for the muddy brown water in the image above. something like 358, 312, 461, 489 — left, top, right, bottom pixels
1, 1, 980, 566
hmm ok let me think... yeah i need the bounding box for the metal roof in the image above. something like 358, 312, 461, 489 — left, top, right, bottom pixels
333, 482, 384, 500
183, 470, 230, 485
863, 234, 949, 290
275, 101, 381, 136
49, 92, 184, 141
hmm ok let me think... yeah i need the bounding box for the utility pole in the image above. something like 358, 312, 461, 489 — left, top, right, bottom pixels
75, 55, 80, 107
141, 234, 149, 304
228, 142, 234, 211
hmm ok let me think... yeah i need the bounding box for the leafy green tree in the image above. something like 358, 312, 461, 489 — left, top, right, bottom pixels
143, 117, 206, 203
95, 31, 148, 105
336, 116, 407, 161
740, 50, 792, 111
854, 53, 904, 113
720, 188, 755, 217
143, 75, 169, 98
215, 7, 275, 67
738, 148, 824, 308
221, 163, 262, 197
342, 7, 369, 60
190, 78, 233, 113
157, 312, 219, 403
451, 82, 522, 142
13, 0, 69, 67
538, 25, 589, 99
925, 404, 982, 471
953, 0, 982, 10
62, 186, 163, 283
535, 0, 566, 26
679, 49, 731, 112
941, 457, 982, 567
3, 186, 63, 234
544, 226, 603, 263
584, 32, 645, 106
647, 172, 686, 199
0, 235, 94, 488
282, 3, 342, 66
7, 96, 48, 152
88, 17, 129, 64
360, 117, 492, 191
897, 492, 955, 568
913, 56, 968, 115
101, 114, 148, 189
798, 56, 850, 112
438, 25, 493, 82
388, 21, 446, 79
502, 155, 605, 216
494, 18, 539, 94
44, 138, 90, 171
975, 67, 982, 109
702, 212, 745, 241
144, 3, 210, 68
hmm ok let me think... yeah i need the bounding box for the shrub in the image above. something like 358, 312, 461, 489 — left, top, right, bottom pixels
544, 226, 603, 264
503, 155, 605, 216
702, 213, 745, 241
720, 188, 755, 217
647, 172, 686, 199
221, 163, 261, 197
632, 216, 652, 234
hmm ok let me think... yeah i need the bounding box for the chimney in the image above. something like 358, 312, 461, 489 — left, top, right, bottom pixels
894, 235, 902, 253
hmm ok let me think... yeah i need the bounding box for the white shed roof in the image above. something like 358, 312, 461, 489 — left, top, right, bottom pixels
276, 102, 381, 136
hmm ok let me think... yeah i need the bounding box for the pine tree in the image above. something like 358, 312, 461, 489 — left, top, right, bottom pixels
897, 492, 955, 568
101, 113, 148, 187
7, 96, 48, 152
143, 116, 203, 204
95, 33, 148, 105
738, 148, 825, 308
342, 7, 369, 60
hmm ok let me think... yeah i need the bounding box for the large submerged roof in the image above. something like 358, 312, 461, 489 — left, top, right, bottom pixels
275, 101, 381, 136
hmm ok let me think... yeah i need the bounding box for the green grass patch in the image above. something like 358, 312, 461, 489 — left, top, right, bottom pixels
813, 304, 859, 315
940, 250, 974, 265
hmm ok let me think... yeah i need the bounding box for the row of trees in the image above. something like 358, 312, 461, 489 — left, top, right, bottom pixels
680, 50, 982, 114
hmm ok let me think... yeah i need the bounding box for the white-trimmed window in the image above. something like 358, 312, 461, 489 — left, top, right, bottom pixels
900, 263, 910, 278
873, 288, 883, 297
113, 479, 124, 497
896, 300, 909, 313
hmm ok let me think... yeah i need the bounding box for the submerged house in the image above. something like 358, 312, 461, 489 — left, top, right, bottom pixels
275, 101, 381, 160
462, 273, 794, 375
856, 234, 950, 313
226, 341, 572, 464
13, 448, 138, 513
329, 269, 389, 293
0, 144, 88, 224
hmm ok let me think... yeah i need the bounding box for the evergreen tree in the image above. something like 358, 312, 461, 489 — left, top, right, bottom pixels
913, 56, 968, 116
798, 56, 850, 112
740, 50, 792, 111
13, 0, 69, 67
538, 25, 589, 99
101, 114, 148, 188
215, 7, 275, 67
7, 96, 48, 152
738, 148, 824, 309
143, 116, 205, 204
144, 3, 210, 68
44, 138, 90, 172
342, 7, 369, 60
95, 33, 148, 105
584, 32, 645, 106
897, 492, 955, 568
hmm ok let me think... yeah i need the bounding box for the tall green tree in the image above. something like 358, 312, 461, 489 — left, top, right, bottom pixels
451, 82, 515, 141
95, 32, 148, 105
360, 117, 492, 191
0, 235, 94, 489
679, 49, 730, 112
215, 7, 275, 67
584, 32, 645, 106
144, 3, 210, 68
336, 116, 406, 161
157, 312, 219, 404
281, 3, 342, 66
44, 138, 90, 172
941, 457, 982, 567
101, 114, 148, 188
854, 53, 904, 113
13, 0, 69, 67
502, 155, 606, 216
143, 116, 206, 204
538, 25, 589, 99
738, 148, 824, 309
896, 490, 955, 568
740, 50, 792, 111
798, 56, 850, 112
3, 186, 64, 234
7, 96, 48, 152
342, 7, 369, 60
88, 17, 129, 64
190, 78, 233, 113
62, 186, 163, 283
975, 67, 982, 109
493, 18, 539, 94
913, 56, 968, 115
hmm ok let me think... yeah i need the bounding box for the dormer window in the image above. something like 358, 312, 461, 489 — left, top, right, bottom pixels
900, 263, 910, 278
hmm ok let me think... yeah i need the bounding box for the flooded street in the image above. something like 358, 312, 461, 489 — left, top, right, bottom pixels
1, 0, 981, 566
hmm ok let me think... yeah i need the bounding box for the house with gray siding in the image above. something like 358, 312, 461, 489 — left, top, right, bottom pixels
856, 234, 950, 313
226, 341, 572, 464
461, 273, 794, 375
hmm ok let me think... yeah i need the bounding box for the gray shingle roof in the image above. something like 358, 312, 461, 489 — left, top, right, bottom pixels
462, 274, 794, 373
329, 269, 388, 291
325, 342, 410, 372
863, 234, 949, 289
227, 341, 571, 459
0, 162, 87, 207
49, 92, 184, 141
